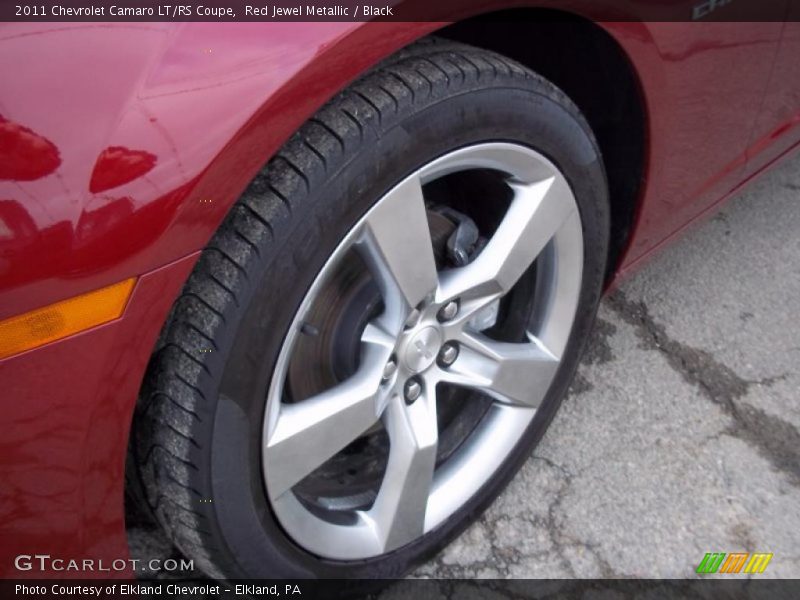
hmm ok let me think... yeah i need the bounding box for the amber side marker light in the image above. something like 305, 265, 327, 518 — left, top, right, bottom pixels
0, 278, 136, 360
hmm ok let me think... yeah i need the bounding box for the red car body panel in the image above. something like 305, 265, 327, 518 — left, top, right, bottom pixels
2, 3, 799, 577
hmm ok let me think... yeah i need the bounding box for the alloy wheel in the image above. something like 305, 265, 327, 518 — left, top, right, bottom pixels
261, 142, 584, 559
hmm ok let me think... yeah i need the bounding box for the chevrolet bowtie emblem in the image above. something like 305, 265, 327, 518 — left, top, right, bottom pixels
414, 338, 435, 360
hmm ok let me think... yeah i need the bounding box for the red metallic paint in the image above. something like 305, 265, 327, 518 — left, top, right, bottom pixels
2, 3, 799, 578
0, 253, 199, 578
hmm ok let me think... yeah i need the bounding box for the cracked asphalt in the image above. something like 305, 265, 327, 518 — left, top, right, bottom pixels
128, 152, 800, 581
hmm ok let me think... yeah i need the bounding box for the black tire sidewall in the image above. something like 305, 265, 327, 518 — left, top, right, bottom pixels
201, 84, 608, 578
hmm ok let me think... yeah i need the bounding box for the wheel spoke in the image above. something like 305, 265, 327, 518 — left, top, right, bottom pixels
438, 332, 560, 408
264, 330, 393, 499
438, 175, 576, 306
358, 175, 438, 322
368, 390, 438, 551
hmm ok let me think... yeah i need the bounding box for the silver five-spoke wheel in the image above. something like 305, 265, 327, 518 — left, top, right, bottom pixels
262, 143, 583, 559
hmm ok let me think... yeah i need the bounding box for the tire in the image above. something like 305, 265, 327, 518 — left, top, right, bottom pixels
130, 38, 609, 580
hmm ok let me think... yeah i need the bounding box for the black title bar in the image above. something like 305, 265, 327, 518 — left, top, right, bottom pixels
1, 0, 795, 23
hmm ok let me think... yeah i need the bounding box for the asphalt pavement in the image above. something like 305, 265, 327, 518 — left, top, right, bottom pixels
128, 151, 800, 580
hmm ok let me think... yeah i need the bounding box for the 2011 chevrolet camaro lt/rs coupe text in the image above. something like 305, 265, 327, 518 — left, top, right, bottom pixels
1, 5, 799, 580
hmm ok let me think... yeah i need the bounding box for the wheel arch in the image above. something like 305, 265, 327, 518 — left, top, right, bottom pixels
136, 12, 651, 294
435, 10, 649, 284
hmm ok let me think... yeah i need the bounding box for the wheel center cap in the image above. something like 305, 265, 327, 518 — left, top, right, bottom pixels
403, 326, 442, 373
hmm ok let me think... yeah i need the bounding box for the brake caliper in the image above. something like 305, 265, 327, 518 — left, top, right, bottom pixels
435, 206, 484, 267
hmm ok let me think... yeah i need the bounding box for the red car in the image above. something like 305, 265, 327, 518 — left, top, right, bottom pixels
2, 7, 799, 580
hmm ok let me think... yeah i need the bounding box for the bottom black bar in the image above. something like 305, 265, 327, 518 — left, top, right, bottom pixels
3, 579, 800, 600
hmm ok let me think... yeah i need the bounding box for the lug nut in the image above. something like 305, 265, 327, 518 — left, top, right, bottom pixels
382, 357, 397, 382
438, 342, 459, 367
438, 300, 459, 322
404, 378, 422, 404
